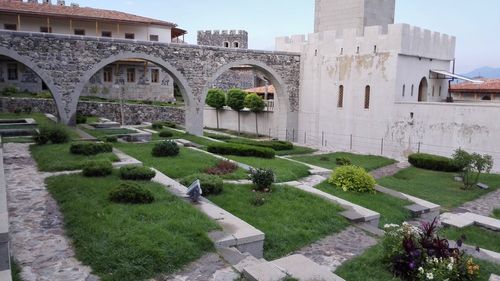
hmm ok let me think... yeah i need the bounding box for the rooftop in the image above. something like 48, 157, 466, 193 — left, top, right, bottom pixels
450, 79, 500, 94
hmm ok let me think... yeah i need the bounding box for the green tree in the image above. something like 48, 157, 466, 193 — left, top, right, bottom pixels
226, 88, 247, 135
452, 149, 494, 189
244, 93, 265, 136
205, 88, 226, 129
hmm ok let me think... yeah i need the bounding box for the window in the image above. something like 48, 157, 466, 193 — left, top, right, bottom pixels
233, 42, 239, 48
439, 86, 442, 96
340, 48, 343, 55
432, 86, 435, 96
402, 84, 406, 97
4, 24, 17, 31
223, 42, 230, 48
40, 26, 52, 33
356, 46, 360, 54
149, 35, 159, 42
337, 85, 344, 108
374, 45, 377, 53
7, 63, 18, 80
411, 85, 414, 96
126, 68, 135, 83
74, 29, 85, 36
364, 86, 371, 109
101, 31, 112, 37
125, 33, 135, 40
103, 67, 113, 83
151, 69, 160, 83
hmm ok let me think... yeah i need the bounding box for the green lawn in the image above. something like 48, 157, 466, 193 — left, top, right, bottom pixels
207, 184, 349, 260
45, 173, 218, 281
275, 145, 318, 156
378, 167, 500, 211
11, 258, 22, 281
440, 226, 500, 252
493, 209, 500, 219
30, 143, 119, 172
79, 127, 138, 138
226, 155, 310, 182
150, 127, 218, 148
335, 242, 500, 281
115, 142, 248, 180
292, 152, 396, 171
316, 181, 412, 227
0, 112, 80, 140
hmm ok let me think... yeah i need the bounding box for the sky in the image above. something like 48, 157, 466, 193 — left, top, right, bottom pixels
73, 0, 500, 73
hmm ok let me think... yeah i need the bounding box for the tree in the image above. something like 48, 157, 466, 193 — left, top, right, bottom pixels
452, 149, 493, 189
244, 93, 265, 136
205, 88, 226, 129
226, 88, 247, 135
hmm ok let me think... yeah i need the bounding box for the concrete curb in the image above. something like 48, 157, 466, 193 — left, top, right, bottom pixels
0, 138, 12, 281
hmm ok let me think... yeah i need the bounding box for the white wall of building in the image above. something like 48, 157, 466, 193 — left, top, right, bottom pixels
204, 107, 275, 136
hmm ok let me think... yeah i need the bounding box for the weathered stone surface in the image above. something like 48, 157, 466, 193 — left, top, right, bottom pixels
460, 189, 500, 217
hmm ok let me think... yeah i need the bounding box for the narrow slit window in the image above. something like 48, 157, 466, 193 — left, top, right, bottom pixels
101, 31, 112, 37
151, 69, 160, 83
127, 68, 135, 83
364, 86, 371, 109
337, 85, 344, 108
402, 84, 406, 97
103, 67, 113, 83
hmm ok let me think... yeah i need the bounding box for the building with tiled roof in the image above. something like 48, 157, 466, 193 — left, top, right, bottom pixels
450, 79, 500, 101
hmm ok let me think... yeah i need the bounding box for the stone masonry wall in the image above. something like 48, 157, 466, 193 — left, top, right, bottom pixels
197, 30, 249, 49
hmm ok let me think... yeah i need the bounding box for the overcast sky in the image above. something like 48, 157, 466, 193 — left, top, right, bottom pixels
74, 0, 500, 73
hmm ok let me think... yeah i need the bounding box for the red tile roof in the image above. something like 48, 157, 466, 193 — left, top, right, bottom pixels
450, 79, 500, 94
244, 85, 275, 94
0, 0, 186, 36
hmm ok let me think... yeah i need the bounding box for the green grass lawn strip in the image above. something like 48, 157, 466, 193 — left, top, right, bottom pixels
30, 143, 119, 172
275, 145, 318, 156
46, 173, 218, 281
226, 155, 310, 182
0, 112, 80, 140
207, 184, 349, 260
316, 181, 412, 227
440, 226, 500, 252
378, 167, 500, 211
493, 209, 500, 219
292, 152, 396, 171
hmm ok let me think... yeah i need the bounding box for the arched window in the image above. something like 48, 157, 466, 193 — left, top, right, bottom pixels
402, 84, 406, 97
233, 42, 239, 48
337, 85, 344, 108
364, 86, 371, 109
223, 42, 229, 48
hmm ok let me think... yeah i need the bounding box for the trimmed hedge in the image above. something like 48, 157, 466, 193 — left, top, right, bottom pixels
207, 143, 275, 159
82, 160, 113, 177
227, 139, 293, 151
158, 130, 174, 138
408, 153, 461, 172
70, 142, 113, 156
119, 165, 156, 181
180, 174, 223, 196
152, 140, 180, 157
109, 182, 154, 204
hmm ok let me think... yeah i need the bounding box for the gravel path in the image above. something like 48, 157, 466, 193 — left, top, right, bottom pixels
157, 253, 239, 281
459, 189, 500, 217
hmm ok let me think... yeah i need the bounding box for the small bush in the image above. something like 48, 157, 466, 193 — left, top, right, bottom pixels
408, 153, 461, 172
250, 168, 275, 192
36, 91, 52, 99
119, 165, 156, 181
328, 165, 376, 193
227, 139, 293, 151
335, 157, 352, 166
109, 182, 154, 204
34, 123, 70, 145
250, 193, 266, 207
70, 142, 113, 156
76, 115, 87, 124
207, 143, 275, 159
180, 173, 223, 196
151, 122, 163, 130
103, 135, 118, 143
205, 160, 238, 175
158, 130, 174, 138
163, 121, 177, 128
82, 160, 113, 177
152, 140, 179, 157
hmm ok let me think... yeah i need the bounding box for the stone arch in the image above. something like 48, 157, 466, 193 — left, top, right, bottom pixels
71, 51, 196, 131
418, 77, 428, 102
0, 46, 65, 122
202, 59, 293, 138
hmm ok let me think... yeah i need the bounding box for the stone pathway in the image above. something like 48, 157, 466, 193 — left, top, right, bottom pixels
4, 143, 98, 281
293, 226, 378, 272
459, 189, 500, 217
370, 161, 411, 179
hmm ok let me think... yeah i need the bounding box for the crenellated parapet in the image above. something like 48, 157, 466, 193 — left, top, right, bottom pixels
197, 30, 249, 49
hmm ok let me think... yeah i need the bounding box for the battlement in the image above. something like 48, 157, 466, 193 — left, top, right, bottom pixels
197, 29, 249, 49
198, 30, 248, 36
276, 23, 456, 61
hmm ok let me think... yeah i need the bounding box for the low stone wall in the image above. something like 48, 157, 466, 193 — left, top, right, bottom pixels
0, 97, 185, 125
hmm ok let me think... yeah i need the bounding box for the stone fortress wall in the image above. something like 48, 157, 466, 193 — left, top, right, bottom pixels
197, 30, 249, 49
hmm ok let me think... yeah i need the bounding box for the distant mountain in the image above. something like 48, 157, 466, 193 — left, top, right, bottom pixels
462, 67, 500, 79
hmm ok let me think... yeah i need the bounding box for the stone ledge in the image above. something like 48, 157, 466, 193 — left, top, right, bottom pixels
272, 254, 345, 281
441, 212, 500, 231
376, 185, 440, 220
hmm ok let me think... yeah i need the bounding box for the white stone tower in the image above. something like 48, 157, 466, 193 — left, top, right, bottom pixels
314, 0, 396, 33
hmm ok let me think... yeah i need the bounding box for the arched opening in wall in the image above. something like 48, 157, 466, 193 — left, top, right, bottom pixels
203, 61, 288, 138
224, 42, 230, 48
418, 77, 428, 102
233, 42, 240, 48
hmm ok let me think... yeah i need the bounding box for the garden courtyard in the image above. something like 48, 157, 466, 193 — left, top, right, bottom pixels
1, 113, 499, 281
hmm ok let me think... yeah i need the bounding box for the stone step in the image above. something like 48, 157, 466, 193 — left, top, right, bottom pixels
217, 247, 252, 266
356, 222, 385, 237
441, 212, 500, 231
271, 254, 345, 281
242, 261, 287, 281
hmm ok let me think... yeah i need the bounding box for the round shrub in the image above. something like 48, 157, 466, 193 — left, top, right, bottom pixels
335, 157, 352, 166
180, 173, 223, 196
151, 122, 163, 130
82, 160, 113, 177
163, 121, 177, 128
70, 142, 113, 156
119, 165, 156, 181
408, 153, 461, 172
328, 165, 376, 193
109, 182, 154, 204
158, 130, 174, 138
249, 168, 275, 192
152, 140, 179, 157
207, 143, 275, 159
34, 123, 70, 145
103, 135, 118, 143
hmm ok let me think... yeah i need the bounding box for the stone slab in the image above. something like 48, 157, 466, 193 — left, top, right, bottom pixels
441, 212, 500, 231
376, 185, 440, 212
0, 270, 12, 281
490, 274, 500, 281
272, 254, 345, 281
242, 262, 286, 281
405, 204, 429, 216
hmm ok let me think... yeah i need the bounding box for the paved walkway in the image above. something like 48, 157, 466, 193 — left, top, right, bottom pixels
158, 253, 239, 281
370, 161, 411, 179
4, 143, 98, 281
459, 189, 500, 217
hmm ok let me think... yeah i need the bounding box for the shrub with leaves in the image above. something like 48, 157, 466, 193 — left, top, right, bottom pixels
227, 139, 293, 151
158, 130, 174, 138
76, 115, 87, 124
408, 153, 461, 172
206, 88, 226, 129
452, 149, 494, 190
335, 157, 352, 166
204, 160, 238, 176
109, 182, 154, 204
207, 143, 275, 159
328, 165, 376, 193
151, 122, 164, 130
119, 165, 156, 181
82, 160, 113, 177
180, 173, 223, 195
249, 168, 275, 192
70, 142, 113, 156
250, 193, 266, 207
152, 140, 179, 157
163, 121, 177, 128
33, 123, 71, 145
103, 135, 118, 143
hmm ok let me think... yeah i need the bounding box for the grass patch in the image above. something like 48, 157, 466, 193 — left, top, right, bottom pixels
3, 136, 34, 143
378, 167, 500, 211
79, 127, 138, 138
0, 112, 80, 140
440, 226, 500, 252
11, 258, 22, 281
275, 145, 318, 156
46, 173, 218, 281
115, 142, 248, 180
292, 152, 396, 171
493, 209, 500, 219
316, 181, 411, 227
149, 127, 218, 148
207, 184, 348, 260
30, 143, 119, 172
226, 155, 310, 182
